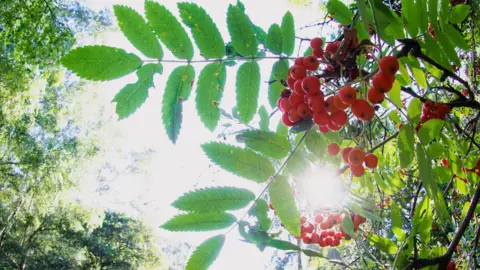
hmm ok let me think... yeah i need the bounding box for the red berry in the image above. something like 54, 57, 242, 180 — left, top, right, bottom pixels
338, 86, 357, 105
398, 123, 404, 130
287, 77, 296, 89
294, 57, 305, 65
441, 159, 449, 167
302, 223, 314, 234
302, 76, 321, 95
303, 56, 320, 71
351, 99, 375, 121
313, 111, 330, 126
348, 148, 366, 166
290, 65, 307, 80
319, 237, 327, 247
318, 125, 329, 133
351, 164, 365, 177
315, 215, 324, 223
280, 89, 292, 98
282, 113, 294, 126
300, 216, 307, 224
330, 110, 348, 126
269, 203, 274, 210
297, 103, 311, 118
342, 147, 353, 164
333, 94, 350, 110
372, 72, 394, 93
325, 96, 339, 113
335, 232, 343, 240
327, 120, 342, 132
288, 92, 304, 107
328, 143, 340, 155
302, 235, 312, 244
293, 79, 306, 95
312, 48, 324, 58
310, 37, 323, 51
325, 41, 340, 56
379, 56, 399, 77
320, 230, 329, 238
325, 237, 333, 246
308, 95, 326, 112
279, 98, 292, 112
333, 238, 341, 246
364, 153, 378, 169
446, 261, 456, 270
367, 87, 385, 104
288, 107, 302, 123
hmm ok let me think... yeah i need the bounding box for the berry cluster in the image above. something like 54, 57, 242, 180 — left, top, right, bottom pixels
328, 144, 378, 177
367, 56, 400, 104
420, 101, 451, 123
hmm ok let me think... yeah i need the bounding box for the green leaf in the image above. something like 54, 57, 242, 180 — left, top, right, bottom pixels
112, 63, 162, 119
268, 60, 289, 108
226, 5, 258, 56
305, 131, 327, 158
402, 0, 419, 37
418, 119, 444, 145
428, 0, 438, 27
236, 130, 291, 159
236, 61, 261, 124
411, 66, 427, 89
326, 0, 353, 25
61, 45, 142, 81
449, 4, 470, 24
281, 11, 295, 56
387, 81, 402, 108
341, 213, 355, 238
389, 110, 401, 125
427, 142, 445, 159
391, 202, 406, 241
398, 58, 413, 85
162, 65, 195, 144
145, 0, 194, 60
276, 119, 288, 136
177, 2, 225, 59
186, 235, 225, 270
113, 5, 162, 59
202, 142, 275, 183
444, 24, 469, 50
423, 34, 452, 72
252, 25, 267, 46
439, 0, 449, 28
249, 199, 272, 231
367, 234, 398, 254
266, 24, 283, 55
161, 213, 236, 231
434, 166, 452, 184
267, 239, 300, 251
416, 144, 450, 224
302, 249, 325, 258
196, 63, 227, 131
398, 125, 415, 168
412, 196, 432, 242
435, 28, 461, 66
356, 0, 372, 32
407, 98, 422, 126
258, 106, 270, 131
303, 47, 313, 56
417, 0, 428, 33
172, 187, 255, 212
269, 175, 301, 236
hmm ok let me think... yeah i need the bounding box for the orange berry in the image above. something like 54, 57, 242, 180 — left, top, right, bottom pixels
372, 72, 394, 93
297, 103, 311, 118
367, 87, 385, 104
351, 99, 375, 121
364, 153, 378, 168
348, 148, 366, 166
338, 86, 357, 105
379, 56, 399, 77
328, 143, 340, 155
333, 94, 349, 110
290, 64, 306, 80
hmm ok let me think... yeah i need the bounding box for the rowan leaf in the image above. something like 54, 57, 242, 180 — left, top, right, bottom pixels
407, 98, 422, 126
145, 0, 194, 60
112, 63, 162, 120
202, 142, 275, 183
367, 234, 398, 254
449, 4, 470, 24
266, 24, 283, 55
258, 106, 270, 131
61, 45, 142, 81
418, 119, 444, 145
248, 199, 272, 231
281, 11, 295, 56
177, 2, 225, 59
160, 213, 236, 232
161, 65, 195, 144
236, 61, 260, 124
172, 187, 255, 212
186, 235, 225, 270
268, 60, 289, 108
326, 0, 353, 25
226, 5, 258, 56
236, 130, 291, 159
269, 175, 301, 236
113, 5, 162, 59
196, 63, 227, 131
391, 201, 406, 241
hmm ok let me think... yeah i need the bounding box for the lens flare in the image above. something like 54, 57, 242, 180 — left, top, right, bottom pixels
299, 167, 346, 208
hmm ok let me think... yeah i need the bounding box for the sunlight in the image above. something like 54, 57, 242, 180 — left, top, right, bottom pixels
300, 166, 347, 209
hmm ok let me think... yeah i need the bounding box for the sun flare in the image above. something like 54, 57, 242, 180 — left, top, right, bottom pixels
300, 167, 347, 209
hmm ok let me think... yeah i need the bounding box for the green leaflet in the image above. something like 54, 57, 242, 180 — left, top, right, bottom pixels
269, 175, 301, 237
402, 0, 419, 37
417, 0, 428, 33
177, 2, 225, 59
276, 119, 289, 136
145, 0, 194, 60
266, 24, 283, 55
398, 125, 415, 168
444, 24, 469, 50
423, 34, 452, 72
435, 28, 461, 66
304, 131, 328, 158
248, 199, 272, 231
367, 234, 398, 254
226, 5, 258, 56
202, 142, 275, 183
281, 11, 295, 56
428, 0, 438, 27
113, 5, 162, 59
268, 60, 289, 108
236, 61, 260, 124
418, 119, 444, 145
387, 81, 402, 108
428, 142, 445, 160
258, 106, 270, 131
196, 63, 227, 131
449, 4, 471, 24
439, 0, 449, 28
398, 58, 412, 85
416, 143, 450, 224
113, 63, 162, 120
326, 0, 353, 25
391, 201, 406, 241
407, 98, 422, 126
160, 213, 236, 231
341, 212, 355, 238
236, 130, 291, 159
267, 239, 301, 251
161, 65, 195, 144
356, 0, 371, 32
171, 187, 255, 212
412, 196, 432, 242
61, 45, 142, 81
186, 235, 225, 270
252, 25, 267, 46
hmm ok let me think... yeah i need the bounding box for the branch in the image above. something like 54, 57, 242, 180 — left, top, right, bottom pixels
143, 55, 297, 64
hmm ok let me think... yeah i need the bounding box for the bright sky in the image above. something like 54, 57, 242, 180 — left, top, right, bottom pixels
72, 0, 333, 269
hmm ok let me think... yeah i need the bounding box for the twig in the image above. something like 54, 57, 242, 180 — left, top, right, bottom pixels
142, 56, 297, 64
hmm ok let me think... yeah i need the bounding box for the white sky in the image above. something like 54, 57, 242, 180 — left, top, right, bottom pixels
72, 0, 334, 269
